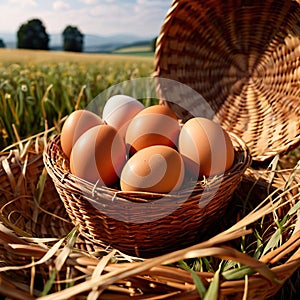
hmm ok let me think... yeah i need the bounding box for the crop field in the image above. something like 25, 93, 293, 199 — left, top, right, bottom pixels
0, 49, 154, 149
113, 45, 154, 57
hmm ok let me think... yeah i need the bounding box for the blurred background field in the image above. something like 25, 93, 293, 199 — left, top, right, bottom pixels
0, 48, 153, 150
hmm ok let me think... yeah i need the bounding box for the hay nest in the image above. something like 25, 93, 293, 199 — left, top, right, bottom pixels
0, 131, 299, 299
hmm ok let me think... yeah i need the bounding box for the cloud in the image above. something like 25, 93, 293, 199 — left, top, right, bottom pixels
79, 0, 98, 4
53, 1, 70, 11
8, 0, 37, 7
79, 0, 115, 4
135, 0, 169, 12
81, 0, 170, 37
0, 0, 172, 38
89, 4, 124, 17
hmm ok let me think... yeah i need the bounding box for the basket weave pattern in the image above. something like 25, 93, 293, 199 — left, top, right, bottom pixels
154, 0, 300, 161
44, 133, 250, 258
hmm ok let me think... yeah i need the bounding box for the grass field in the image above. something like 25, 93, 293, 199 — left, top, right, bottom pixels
0, 48, 153, 64
0, 48, 154, 149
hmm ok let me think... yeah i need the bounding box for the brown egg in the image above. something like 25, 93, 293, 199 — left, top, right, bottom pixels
70, 124, 127, 186
60, 110, 103, 158
125, 104, 180, 155
178, 117, 234, 178
120, 145, 185, 193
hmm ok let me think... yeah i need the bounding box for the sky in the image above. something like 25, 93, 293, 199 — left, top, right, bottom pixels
0, 0, 173, 38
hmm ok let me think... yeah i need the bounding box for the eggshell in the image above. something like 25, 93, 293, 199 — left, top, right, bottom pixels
70, 124, 127, 186
178, 117, 234, 177
60, 110, 103, 158
102, 94, 144, 138
120, 145, 185, 193
125, 104, 180, 155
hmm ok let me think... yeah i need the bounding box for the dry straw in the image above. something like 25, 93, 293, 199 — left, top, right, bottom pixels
0, 137, 299, 299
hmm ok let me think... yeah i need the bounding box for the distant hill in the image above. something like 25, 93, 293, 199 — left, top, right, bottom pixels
114, 40, 152, 51
0, 33, 17, 48
113, 40, 153, 56
0, 32, 154, 53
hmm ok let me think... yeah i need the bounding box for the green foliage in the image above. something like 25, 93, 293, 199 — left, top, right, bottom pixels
62, 26, 84, 52
151, 36, 158, 52
17, 19, 49, 50
0, 39, 5, 48
0, 53, 153, 149
177, 260, 207, 298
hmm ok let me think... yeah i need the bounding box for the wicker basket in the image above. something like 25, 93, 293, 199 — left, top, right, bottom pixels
153, 0, 300, 161
43, 133, 250, 258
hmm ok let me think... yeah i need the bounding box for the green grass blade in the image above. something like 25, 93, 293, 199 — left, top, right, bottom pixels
34, 167, 48, 204
261, 228, 282, 258
222, 265, 256, 280
191, 270, 207, 299
177, 260, 207, 298
204, 265, 221, 300
287, 200, 300, 216
41, 269, 56, 296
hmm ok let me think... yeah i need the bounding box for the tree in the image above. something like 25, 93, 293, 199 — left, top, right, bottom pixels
0, 39, 5, 48
151, 36, 158, 52
17, 19, 49, 50
62, 26, 84, 52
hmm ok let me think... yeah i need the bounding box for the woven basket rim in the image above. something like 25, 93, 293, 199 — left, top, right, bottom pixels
43, 131, 251, 201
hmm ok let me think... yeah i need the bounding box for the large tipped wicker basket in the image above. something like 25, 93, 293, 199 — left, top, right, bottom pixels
153, 0, 300, 161
44, 133, 250, 258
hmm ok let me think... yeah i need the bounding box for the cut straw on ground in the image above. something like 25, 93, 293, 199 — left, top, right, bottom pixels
0, 130, 299, 299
